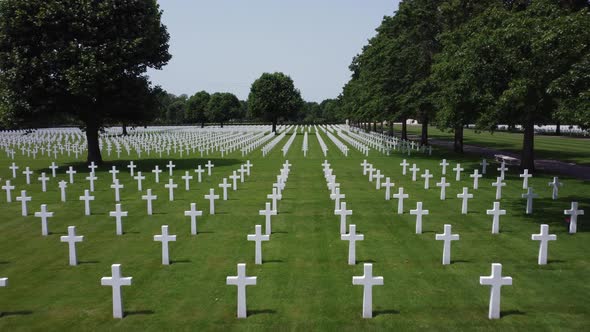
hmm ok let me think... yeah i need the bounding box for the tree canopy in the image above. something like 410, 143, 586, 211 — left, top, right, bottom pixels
206, 92, 240, 127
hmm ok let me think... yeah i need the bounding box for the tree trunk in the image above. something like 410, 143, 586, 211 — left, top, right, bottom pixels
122, 124, 128, 136
85, 120, 103, 165
220, 122, 223, 128
555, 121, 561, 136
420, 116, 429, 146
373, 121, 377, 132
521, 118, 535, 171
388, 119, 394, 136
454, 125, 464, 153
201, 121, 205, 128
272, 120, 277, 133
401, 118, 408, 140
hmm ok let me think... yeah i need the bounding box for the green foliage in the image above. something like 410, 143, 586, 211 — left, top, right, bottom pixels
186, 91, 210, 124
206, 92, 240, 126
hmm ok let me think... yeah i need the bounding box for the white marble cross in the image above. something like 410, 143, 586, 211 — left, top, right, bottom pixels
259, 202, 277, 235
58, 180, 67, 202
38, 172, 49, 192
110, 179, 123, 202
453, 163, 464, 182
238, 166, 247, 182
182, 171, 193, 191
335, 201, 353, 234
35, 204, 54, 236
127, 161, 136, 177
219, 178, 231, 200
400, 159, 409, 175
247, 225, 269, 265
361, 159, 370, 175
154, 225, 176, 265
101, 264, 132, 319
9, 162, 18, 178
88, 161, 98, 173
440, 159, 449, 175
531, 224, 556, 265
109, 203, 128, 235
393, 187, 409, 214
521, 187, 538, 214
352, 263, 384, 319
2, 180, 15, 202
492, 177, 506, 200
479, 263, 512, 319
436, 177, 450, 200
226, 263, 257, 319
497, 162, 508, 180
480, 158, 488, 174
486, 202, 506, 234
245, 160, 253, 176
194, 165, 205, 182
60, 226, 84, 266
205, 160, 214, 176
435, 224, 459, 265
381, 177, 394, 200
367, 165, 375, 182
341, 224, 364, 265
184, 203, 203, 235
49, 162, 59, 177
470, 169, 482, 189
22, 167, 33, 184
141, 189, 157, 215
373, 170, 384, 189
166, 160, 176, 176
86, 172, 97, 192
421, 169, 433, 189
164, 178, 177, 201
229, 171, 240, 191
519, 169, 532, 189
79, 189, 95, 216
16, 190, 31, 216
204, 188, 219, 214
152, 166, 162, 183
109, 166, 119, 183
457, 187, 473, 214
410, 164, 420, 181
134, 171, 145, 191
0, 278, 7, 287
330, 187, 345, 210
66, 166, 76, 184
548, 177, 562, 200
266, 187, 282, 212
564, 202, 584, 234
410, 202, 429, 234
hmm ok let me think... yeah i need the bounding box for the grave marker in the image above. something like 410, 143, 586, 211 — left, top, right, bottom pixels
60, 226, 84, 266
352, 263, 383, 319
435, 224, 459, 265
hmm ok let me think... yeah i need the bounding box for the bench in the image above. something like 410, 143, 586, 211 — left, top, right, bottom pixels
494, 154, 520, 166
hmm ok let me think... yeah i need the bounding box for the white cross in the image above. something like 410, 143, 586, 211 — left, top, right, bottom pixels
361, 160, 370, 175
435, 224, 459, 265
259, 202, 277, 235
141, 189, 157, 215
531, 224, 556, 265
166, 160, 176, 176
22, 167, 33, 184
335, 201, 353, 234
479, 263, 512, 319
486, 202, 506, 234
154, 225, 176, 265
381, 177, 395, 200
109, 203, 128, 235
205, 160, 214, 176
564, 201, 584, 234
410, 202, 430, 234
88, 161, 98, 173
330, 187, 345, 210
2, 180, 15, 202
164, 178, 177, 201
238, 166, 247, 182
341, 224, 364, 265
421, 169, 433, 189
58, 180, 67, 202
16, 190, 31, 216
245, 160, 253, 176
400, 159, 409, 175
497, 162, 508, 180
470, 169, 482, 189
37, 172, 49, 192
457, 187, 473, 214
229, 171, 240, 191
266, 188, 282, 212
60, 226, 84, 266
79, 189, 95, 216
453, 163, 464, 182
548, 177, 562, 200
480, 159, 488, 174
247, 225, 269, 265
204, 188, 219, 214
440, 159, 449, 175
127, 161, 136, 177
9, 162, 19, 178
110, 179, 124, 202
521, 187, 538, 214
182, 171, 193, 191
134, 171, 145, 191
374, 170, 384, 189
194, 165, 205, 182
393, 187, 409, 214
66, 166, 76, 184
491, 177, 506, 200
49, 162, 59, 177
184, 203, 203, 235
34, 204, 54, 236
85, 172, 97, 192
367, 166, 375, 182
436, 177, 450, 200
101, 264, 132, 319
519, 169, 532, 189
218, 178, 231, 200
226, 263, 257, 319
109, 166, 119, 183
410, 164, 420, 181
152, 166, 162, 183
352, 263, 384, 319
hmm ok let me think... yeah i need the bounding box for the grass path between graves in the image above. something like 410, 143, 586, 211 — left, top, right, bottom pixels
0, 129, 588, 331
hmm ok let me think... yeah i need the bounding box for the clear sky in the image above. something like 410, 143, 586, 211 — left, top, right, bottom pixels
146, 0, 399, 102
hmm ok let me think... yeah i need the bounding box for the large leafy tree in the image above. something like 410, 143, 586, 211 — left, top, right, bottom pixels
248, 72, 304, 133
186, 91, 210, 127
206, 92, 240, 128
0, 0, 171, 163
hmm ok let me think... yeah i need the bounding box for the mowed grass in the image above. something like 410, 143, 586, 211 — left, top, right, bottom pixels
0, 129, 588, 331
393, 124, 590, 165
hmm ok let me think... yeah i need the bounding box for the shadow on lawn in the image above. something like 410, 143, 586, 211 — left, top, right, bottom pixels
501, 310, 526, 317
36, 158, 243, 173
0, 310, 33, 318
374, 309, 400, 316
124, 310, 155, 316
247, 309, 276, 316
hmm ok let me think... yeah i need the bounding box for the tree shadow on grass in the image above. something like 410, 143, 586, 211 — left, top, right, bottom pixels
59, 158, 243, 173
247, 309, 276, 316
0, 310, 33, 318
124, 310, 155, 317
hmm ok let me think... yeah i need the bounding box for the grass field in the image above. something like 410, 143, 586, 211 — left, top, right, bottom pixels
0, 129, 588, 331
393, 124, 590, 166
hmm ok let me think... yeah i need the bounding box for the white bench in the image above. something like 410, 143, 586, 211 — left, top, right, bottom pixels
494, 154, 519, 166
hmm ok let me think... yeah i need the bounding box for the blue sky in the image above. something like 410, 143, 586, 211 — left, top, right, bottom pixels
146, 0, 399, 102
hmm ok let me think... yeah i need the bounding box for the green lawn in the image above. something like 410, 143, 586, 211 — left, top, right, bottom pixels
0, 129, 588, 331
393, 124, 590, 166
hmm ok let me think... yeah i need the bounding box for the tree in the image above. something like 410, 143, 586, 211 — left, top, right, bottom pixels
206, 92, 240, 127
248, 72, 304, 133
0, 0, 171, 163
186, 91, 210, 127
